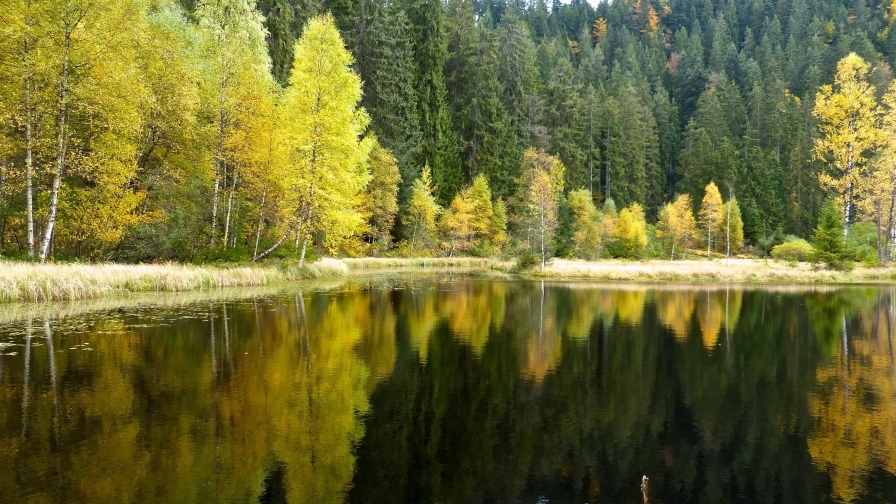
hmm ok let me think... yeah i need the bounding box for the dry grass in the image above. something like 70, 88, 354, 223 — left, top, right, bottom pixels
535, 258, 896, 284
343, 257, 513, 272
0, 262, 300, 303
0, 257, 513, 304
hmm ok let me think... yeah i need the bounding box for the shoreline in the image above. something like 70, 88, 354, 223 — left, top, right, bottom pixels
1, 257, 896, 304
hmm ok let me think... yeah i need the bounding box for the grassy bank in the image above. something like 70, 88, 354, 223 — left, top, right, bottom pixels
3, 257, 896, 304
531, 258, 896, 283
0, 262, 302, 303
342, 257, 513, 272
0, 257, 509, 304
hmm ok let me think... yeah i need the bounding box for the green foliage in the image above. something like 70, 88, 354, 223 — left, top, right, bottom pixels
844, 222, 878, 263
812, 199, 849, 270
3, 0, 896, 263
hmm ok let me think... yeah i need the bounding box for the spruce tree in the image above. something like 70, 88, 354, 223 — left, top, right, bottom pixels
407, 0, 462, 204
812, 198, 847, 270
361, 2, 422, 200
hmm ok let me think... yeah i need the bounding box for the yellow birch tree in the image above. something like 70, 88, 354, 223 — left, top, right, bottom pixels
813, 53, 881, 232
657, 194, 697, 260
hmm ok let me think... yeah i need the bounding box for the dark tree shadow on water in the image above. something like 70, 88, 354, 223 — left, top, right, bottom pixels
259, 461, 288, 504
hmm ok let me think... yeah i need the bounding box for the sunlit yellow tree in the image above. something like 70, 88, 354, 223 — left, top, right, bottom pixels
698, 181, 724, 257
610, 202, 648, 258
360, 135, 401, 251
519, 148, 565, 270
657, 194, 697, 260
197, 0, 271, 248
403, 166, 442, 253
258, 14, 372, 264
813, 53, 881, 232
567, 189, 601, 259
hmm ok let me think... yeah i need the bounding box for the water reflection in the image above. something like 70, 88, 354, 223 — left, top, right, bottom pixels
0, 280, 894, 503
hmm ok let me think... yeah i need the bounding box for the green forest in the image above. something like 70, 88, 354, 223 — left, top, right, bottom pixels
3, 0, 896, 265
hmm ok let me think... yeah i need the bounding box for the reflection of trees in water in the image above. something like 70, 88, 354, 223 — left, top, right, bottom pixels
0, 292, 375, 503
808, 289, 896, 503
2, 283, 896, 503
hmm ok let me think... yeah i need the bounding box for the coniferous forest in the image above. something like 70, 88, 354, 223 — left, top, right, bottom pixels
4, 0, 896, 265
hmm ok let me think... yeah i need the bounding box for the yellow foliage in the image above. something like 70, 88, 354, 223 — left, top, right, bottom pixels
593, 18, 608, 44
698, 181, 724, 254
611, 203, 648, 258
280, 14, 372, 255
813, 53, 881, 226
568, 189, 602, 259
657, 194, 697, 260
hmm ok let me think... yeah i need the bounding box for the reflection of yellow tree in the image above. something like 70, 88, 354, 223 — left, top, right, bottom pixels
655, 290, 696, 339
356, 291, 397, 392
695, 290, 742, 349
522, 284, 562, 382
0, 292, 386, 504
400, 287, 440, 363
442, 280, 507, 355
809, 302, 896, 503
614, 290, 646, 326
564, 288, 603, 341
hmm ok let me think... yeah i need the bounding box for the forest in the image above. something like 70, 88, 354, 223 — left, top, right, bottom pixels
3, 0, 896, 266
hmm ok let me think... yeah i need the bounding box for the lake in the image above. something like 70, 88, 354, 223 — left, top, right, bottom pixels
0, 277, 894, 503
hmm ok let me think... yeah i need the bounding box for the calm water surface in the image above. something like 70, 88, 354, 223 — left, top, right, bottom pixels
0, 278, 895, 503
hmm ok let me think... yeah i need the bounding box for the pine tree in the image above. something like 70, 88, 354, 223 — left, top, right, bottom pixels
812, 198, 847, 269
545, 58, 587, 189
497, 11, 540, 147
361, 2, 422, 199
407, 0, 462, 204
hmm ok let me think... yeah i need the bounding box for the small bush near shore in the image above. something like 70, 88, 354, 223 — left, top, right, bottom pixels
771, 239, 814, 262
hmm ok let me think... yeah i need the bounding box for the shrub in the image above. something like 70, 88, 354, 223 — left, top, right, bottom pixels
771, 239, 814, 262
512, 251, 540, 273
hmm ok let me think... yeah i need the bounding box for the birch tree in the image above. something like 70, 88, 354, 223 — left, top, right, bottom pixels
197, 0, 269, 248
519, 148, 565, 270
657, 194, 697, 260
813, 53, 881, 234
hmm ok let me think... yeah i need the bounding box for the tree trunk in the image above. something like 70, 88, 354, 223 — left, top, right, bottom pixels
726, 192, 731, 265
254, 183, 267, 259
299, 236, 309, 268
605, 130, 611, 201
540, 209, 546, 271
223, 168, 238, 247
253, 226, 293, 262
40, 19, 74, 263
588, 93, 594, 198
24, 27, 35, 257
210, 70, 227, 248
